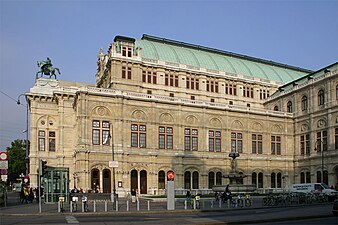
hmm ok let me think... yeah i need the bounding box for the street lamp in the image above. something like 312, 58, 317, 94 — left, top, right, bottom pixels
108, 127, 117, 202
314, 139, 325, 183
17, 94, 29, 175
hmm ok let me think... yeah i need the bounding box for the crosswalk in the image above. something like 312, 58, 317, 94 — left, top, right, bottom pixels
65, 216, 79, 224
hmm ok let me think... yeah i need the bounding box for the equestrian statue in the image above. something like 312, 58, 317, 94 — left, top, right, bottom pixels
36, 57, 61, 79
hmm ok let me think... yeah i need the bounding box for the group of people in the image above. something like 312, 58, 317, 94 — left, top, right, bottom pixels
215, 184, 232, 203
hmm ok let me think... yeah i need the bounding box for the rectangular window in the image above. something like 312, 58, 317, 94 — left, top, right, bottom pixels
185, 128, 198, 151
131, 124, 146, 148
49, 131, 55, 152
186, 75, 199, 90
252, 134, 263, 154
122, 65, 131, 79
209, 130, 221, 152
271, 135, 281, 155
231, 132, 242, 153
127, 67, 132, 79
38, 130, 45, 151
165, 71, 178, 87
316, 130, 328, 152
159, 126, 173, 149
92, 120, 110, 146
122, 66, 126, 79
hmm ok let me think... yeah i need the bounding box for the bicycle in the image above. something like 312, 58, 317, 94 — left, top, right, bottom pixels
244, 194, 252, 207
58, 195, 65, 213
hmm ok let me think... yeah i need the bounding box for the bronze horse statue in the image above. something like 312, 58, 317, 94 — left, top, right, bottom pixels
36, 57, 61, 79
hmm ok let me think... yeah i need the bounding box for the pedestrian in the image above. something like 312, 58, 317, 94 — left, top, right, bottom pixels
23, 185, 29, 204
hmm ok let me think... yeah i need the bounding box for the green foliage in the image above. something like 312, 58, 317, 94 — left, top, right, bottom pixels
6, 139, 27, 182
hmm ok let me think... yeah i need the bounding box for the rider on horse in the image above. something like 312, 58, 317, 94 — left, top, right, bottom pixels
36, 57, 61, 79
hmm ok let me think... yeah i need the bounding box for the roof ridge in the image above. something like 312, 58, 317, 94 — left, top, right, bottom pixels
141, 34, 313, 74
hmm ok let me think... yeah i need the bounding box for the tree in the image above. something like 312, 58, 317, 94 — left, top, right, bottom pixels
6, 139, 27, 183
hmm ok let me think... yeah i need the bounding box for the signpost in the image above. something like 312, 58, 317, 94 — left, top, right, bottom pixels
0, 152, 8, 182
167, 170, 175, 210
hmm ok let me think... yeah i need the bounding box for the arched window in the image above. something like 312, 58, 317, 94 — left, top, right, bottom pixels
301, 96, 308, 111
273, 106, 279, 111
323, 170, 328, 185
318, 89, 325, 106
252, 172, 257, 187
336, 84, 338, 100
184, 171, 191, 189
277, 173, 282, 188
216, 172, 222, 185
192, 171, 199, 189
300, 172, 305, 183
208, 172, 215, 189
287, 101, 293, 113
316, 171, 321, 183
258, 172, 263, 188
271, 172, 276, 188
158, 170, 165, 189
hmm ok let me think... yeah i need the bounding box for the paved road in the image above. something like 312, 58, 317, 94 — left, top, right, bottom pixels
0, 192, 335, 225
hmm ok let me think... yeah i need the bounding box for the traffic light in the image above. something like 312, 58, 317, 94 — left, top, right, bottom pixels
41, 160, 47, 176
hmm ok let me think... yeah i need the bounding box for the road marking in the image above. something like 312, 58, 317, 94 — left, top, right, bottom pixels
65, 216, 79, 224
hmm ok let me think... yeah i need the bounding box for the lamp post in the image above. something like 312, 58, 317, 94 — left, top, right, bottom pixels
108, 127, 117, 202
314, 139, 325, 183
17, 94, 29, 175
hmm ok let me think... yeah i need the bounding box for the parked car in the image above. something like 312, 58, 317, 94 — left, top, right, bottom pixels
333, 199, 338, 216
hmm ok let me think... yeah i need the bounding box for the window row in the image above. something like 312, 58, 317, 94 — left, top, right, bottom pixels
299, 170, 329, 185
158, 170, 286, 190
91, 121, 282, 155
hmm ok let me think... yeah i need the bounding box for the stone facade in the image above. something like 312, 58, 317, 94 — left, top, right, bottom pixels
27, 35, 338, 196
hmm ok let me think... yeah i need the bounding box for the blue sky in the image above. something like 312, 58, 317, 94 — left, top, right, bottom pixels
0, 0, 337, 149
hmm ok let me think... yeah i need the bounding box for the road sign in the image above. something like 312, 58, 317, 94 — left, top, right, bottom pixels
0, 169, 7, 175
0, 152, 8, 160
0, 161, 8, 169
1, 175, 7, 181
167, 171, 175, 181
109, 161, 118, 168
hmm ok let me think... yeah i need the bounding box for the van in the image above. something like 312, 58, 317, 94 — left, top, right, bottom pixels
290, 183, 337, 197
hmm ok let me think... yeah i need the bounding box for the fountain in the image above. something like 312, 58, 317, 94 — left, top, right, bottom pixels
212, 153, 256, 193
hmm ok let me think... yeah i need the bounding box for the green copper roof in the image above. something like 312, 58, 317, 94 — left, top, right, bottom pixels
135, 35, 313, 83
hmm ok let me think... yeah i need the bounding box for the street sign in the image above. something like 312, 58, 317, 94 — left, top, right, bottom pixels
167, 171, 175, 181
1, 175, 7, 181
0, 161, 8, 169
109, 161, 118, 168
0, 169, 7, 175
0, 152, 8, 160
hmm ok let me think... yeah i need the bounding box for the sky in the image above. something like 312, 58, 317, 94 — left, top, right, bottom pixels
0, 0, 337, 150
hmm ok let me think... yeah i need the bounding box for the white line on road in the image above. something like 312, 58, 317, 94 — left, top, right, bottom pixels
65, 216, 79, 224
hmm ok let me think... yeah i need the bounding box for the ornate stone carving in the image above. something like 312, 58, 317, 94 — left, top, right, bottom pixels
272, 124, 282, 133
231, 120, 243, 130
301, 124, 309, 132
185, 115, 198, 125
317, 119, 326, 128
132, 110, 146, 120
159, 113, 174, 123
210, 118, 222, 127
251, 122, 263, 131
92, 106, 111, 117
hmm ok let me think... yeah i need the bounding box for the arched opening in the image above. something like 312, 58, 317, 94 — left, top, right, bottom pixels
318, 89, 325, 105
271, 172, 276, 188
258, 172, 263, 188
91, 169, 100, 192
102, 169, 111, 193
277, 173, 282, 188
287, 101, 293, 113
300, 172, 305, 183
273, 106, 279, 111
158, 170, 165, 189
216, 172, 222, 185
184, 171, 191, 189
192, 171, 199, 189
140, 170, 147, 194
131, 169, 138, 192
252, 172, 257, 187
208, 172, 215, 189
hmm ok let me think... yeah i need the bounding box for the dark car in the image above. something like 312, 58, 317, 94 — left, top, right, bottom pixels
333, 199, 338, 216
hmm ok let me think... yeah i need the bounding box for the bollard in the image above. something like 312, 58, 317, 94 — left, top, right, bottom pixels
116, 200, 118, 212
211, 200, 213, 208
127, 200, 129, 211
82, 201, 84, 212
193, 199, 196, 210
219, 199, 221, 208
202, 200, 204, 209
58, 201, 61, 213
137, 199, 140, 211
104, 200, 107, 212
147, 200, 150, 211
70, 201, 73, 213
94, 200, 96, 212
184, 200, 187, 210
